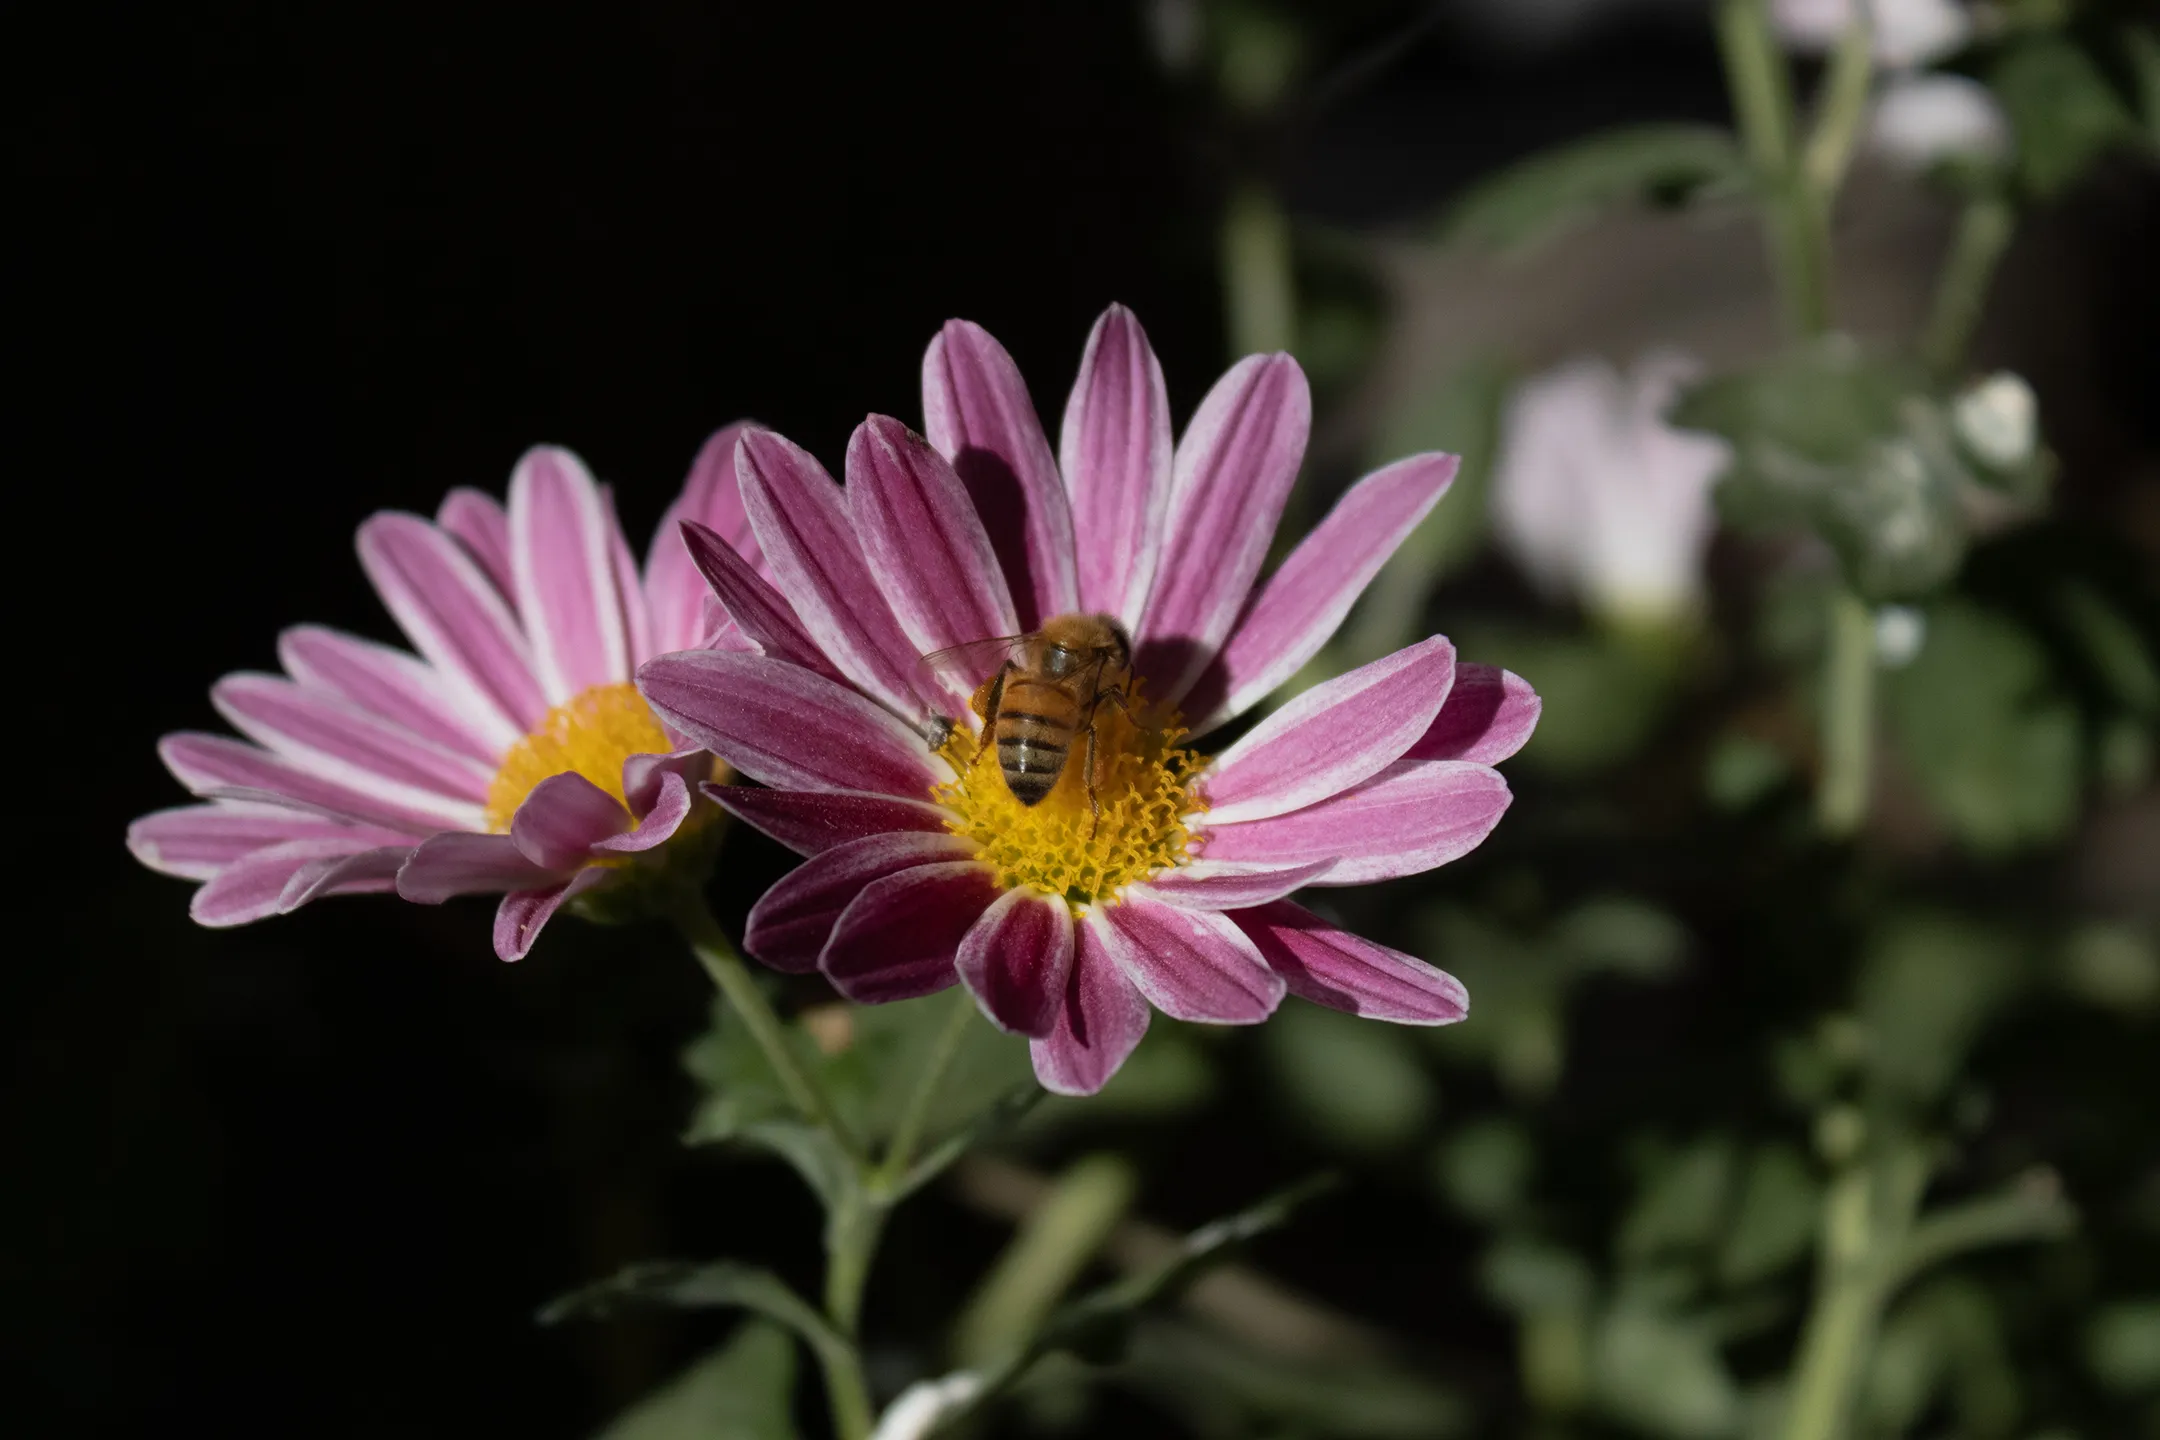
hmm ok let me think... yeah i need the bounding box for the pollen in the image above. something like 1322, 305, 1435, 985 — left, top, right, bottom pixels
484, 682, 675, 833
933, 696, 1205, 911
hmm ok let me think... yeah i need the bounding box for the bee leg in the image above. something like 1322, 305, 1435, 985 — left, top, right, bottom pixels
919, 714, 956, 751
976, 663, 1011, 762
1084, 711, 1103, 841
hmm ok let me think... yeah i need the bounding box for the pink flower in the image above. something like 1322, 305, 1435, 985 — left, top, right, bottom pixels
130, 431, 762, 960
636, 306, 1539, 1094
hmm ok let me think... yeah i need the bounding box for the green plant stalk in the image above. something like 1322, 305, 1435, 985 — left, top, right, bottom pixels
876, 987, 979, 1192
1715, 0, 1830, 337
825, 1186, 886, 1342
952, 1154, 1138, 1369
1921, 193, 2015, 376
1221, 181, 1295, 358
1800, 18, 1875, 197
1817, 586, 1875, 836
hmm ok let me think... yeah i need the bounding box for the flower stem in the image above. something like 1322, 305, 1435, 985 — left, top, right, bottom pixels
1816, 586, 1875, 837
1800, 17, 1875, 198
877, 987, 979, 1191
1921, 192, 2014, 377
1221, 181, 1295, 358
1715, 0, 1831, 338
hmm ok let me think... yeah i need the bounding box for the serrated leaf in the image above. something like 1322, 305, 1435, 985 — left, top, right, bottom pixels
1439, 124, 1749, 256
595, 1321, 799, 1440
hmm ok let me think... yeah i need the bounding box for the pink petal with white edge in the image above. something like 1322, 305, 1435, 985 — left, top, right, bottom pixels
647, 422, 763, 654
1060, 304, 1173, 628
1403, 664, 1541, 765
1232, 900, 1468, 1024
708, 785, 954, 858
1131, 859, 1332, 911
1199, 759, 1512, 885
397, 831, 564, 902
358, 512, 548, 737
956, 888, 1075, 1037
822, 862, 997, 1003
278, 626, 506, 763
1186, 453, 1461, 737
922, 319, 1079, 628
509, 772, 632, 870
1098, 892, 1285, 1023
638, 650, 948, 799
278, 845, 412, 912
437, 488, 517, 600
129, 803, 406, 880
1135, 354, 1311, 705
190, 837, 407, 928
494, 867, 610, 962
160, 732, 461, 837
509, 447, 632, 700
737, 429, 935, 716
678, 520, 845, 681
591, 770, 693, 856
213, 673, 494, 814
1200, 636, 1456, 824
1031, 914, 1151, 1095
745, 831, 978, 973
848, 416, 1019, 669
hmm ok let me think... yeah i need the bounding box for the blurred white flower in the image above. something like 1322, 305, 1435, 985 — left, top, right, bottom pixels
1868, 72, 2012, 167
1491, 351, 1731, 628
1874, 604, 1928, 666
1952, 371, 2039, 470
869, 1373, 983, 1440
1771, 0, 1971, 69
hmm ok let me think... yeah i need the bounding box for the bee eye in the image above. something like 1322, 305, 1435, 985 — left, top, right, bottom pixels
1044, 645, 1077, 677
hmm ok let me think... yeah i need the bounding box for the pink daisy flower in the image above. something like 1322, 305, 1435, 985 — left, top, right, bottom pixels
129, 430, 763, 960
636, 306, 1540, 1094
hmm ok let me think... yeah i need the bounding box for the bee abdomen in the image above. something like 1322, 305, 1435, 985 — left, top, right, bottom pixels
996, 722, 1069, 807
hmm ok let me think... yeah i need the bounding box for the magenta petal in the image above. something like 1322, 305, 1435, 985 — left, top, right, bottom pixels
922, 319, 1079, 628
638, 650, 947, 799
707, 784, 954, 857
1098, 892, 1284, 1024
1201, 636, 1456, 824
278, 625, 508, 762
591, 770, 692, 855
1030, 915, 1151, 1095
1059, 304, 1173, 628
822, 862, 998, 1003
397, 831, 563, 902
190, 837, 402, 928
509, 771, 632, 869
847, 416, 1019, 667
1188, 453, 1461, 736
1403, 664, 1542, 765
1135, 354, 1311, 705
745, 831, 978, 973
494, 868, 609, 962
1232, 900, 1468, 1024
956, 888, 1074, 1037
678, 519, 844, 680
622, 748, 711, 817
647, 422, 763, 654
1199, 759, 1512, 885
277, 844, 410, 912
357, 512, 547, 735
436, 488, 517, 600
212, 672, 493, 816
509, 446, 632, 700
736, 428, 934, 717
1129, 859, 1332, 911
129, 803, 405, 880
160, 732, 453, 836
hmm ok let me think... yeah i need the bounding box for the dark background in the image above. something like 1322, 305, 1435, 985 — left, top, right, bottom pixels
12, 2, 2153, 1436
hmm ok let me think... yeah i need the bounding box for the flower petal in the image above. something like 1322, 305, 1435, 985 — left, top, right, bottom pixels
922, 319, 1078, 627
212, 672, 494, 818
357, 511, 548, 736
678, 519, 845, 680
1098, 892, 1284, 1024
159, 732, 459, 836
278, 625, 509, 762
129, 803, 405, 880
647, 421, 763, 653
638, 650, 948, 798
1135, 354, 1310, 705
591, 770, 693, 855
1231, 900, 1468, 1024
736, 428, 934, 716
707, 785, 955, 858
189, 836, 405, 928
1402, 664, 1541, 765
1129, 859, 1332, 911
1199, 636, 1456, 824
397, 831, 562, 903
509, 446, 632, 700
821, 861, 997, 1003
436, 487, 516, 599
956, 888, 1074, 1037
494, 867, 609, 962
1185, 452, 1460, 735
847, 416, 1019, 665
1198, 759, 1511, 885
1030, 914, 1151, 1095
745, 831, 978, 973
623, 748, 713, 818
509, 771, 632, 869
277, 845, 411, 912
1059, 303, 1173, 628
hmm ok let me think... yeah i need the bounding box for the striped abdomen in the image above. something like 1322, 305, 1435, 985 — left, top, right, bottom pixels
994, 675, 1080, 806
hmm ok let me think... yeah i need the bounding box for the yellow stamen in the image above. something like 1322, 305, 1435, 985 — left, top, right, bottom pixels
933, 695, 1205, 911
484, 682, 675, 833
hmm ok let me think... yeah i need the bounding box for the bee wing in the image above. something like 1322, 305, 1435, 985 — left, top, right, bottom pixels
916, 633, 1031, 687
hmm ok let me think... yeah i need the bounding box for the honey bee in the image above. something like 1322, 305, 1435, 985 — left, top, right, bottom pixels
921, 613, 1135, 819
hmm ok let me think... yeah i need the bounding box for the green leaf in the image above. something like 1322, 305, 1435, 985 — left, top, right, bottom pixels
1450, 627, 1673, 775
1991, 34, 2145, 197
1549, 897, 1688, 980
1591, 1300, 1742, 1439
2088, 1300, 2160, 1394
2058, 921, 2160, 1015
2056, 581, 2160, 717
1480, 1237, 1594, 1317
1434, 1119, 1535, 1224
1620, 1138, 1738, 1266
595, 1320, 799, 1440
1854, 911, 2024, 1104
1263, 1002, 1436, 1154
1438, 124, 1749, 256
1716, 1146, 1820, 1289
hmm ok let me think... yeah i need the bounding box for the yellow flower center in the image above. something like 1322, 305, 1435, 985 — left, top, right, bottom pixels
484, 682, 675, 833
933, 696, 1205, 911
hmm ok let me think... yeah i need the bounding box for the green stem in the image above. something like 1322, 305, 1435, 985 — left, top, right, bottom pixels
824, 1188, 885, 1342
1800, 17, 1875, 198
1920, 193, 2014, 377
1221, 181, 1295, 358
877, 988, 978, 1191
1817, 586, 1876, 837
1715, 0, 1831, 337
